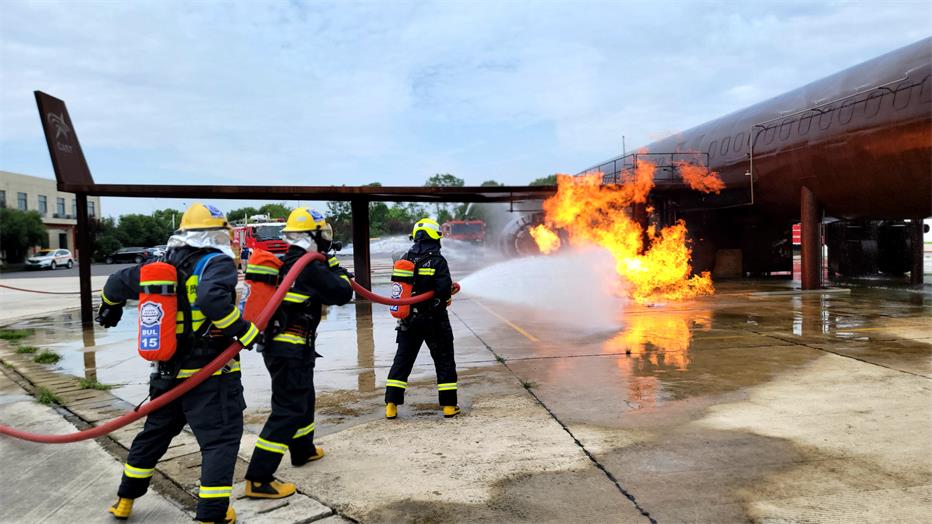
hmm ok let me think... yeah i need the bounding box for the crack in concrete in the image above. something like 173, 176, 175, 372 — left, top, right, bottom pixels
452, 310, 658, 524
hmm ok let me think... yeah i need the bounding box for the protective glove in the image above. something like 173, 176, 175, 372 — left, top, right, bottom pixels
236, 321, 260, 350
96, 302, 124, 328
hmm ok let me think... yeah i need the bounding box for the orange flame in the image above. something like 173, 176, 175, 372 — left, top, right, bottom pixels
529, 224, 561, 254
532, 161, 714, 304
674, 161, 725, 194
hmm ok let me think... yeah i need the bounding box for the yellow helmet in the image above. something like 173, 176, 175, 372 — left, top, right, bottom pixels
283, 207, 328, 233
412, 218, 442, 240
179, 203, 229, 231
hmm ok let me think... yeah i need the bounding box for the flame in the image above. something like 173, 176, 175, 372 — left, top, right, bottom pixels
674, 161, 725, 194
529, 224, 561, 254
531, 161, 714, 304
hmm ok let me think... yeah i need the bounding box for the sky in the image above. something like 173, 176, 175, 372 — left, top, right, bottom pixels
0, 0, 929, 217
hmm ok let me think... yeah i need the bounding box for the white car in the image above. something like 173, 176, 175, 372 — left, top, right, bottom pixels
25, 249, 74, 270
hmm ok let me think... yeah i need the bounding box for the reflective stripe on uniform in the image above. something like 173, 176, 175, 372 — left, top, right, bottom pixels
391, 269, 414, 277
238, 323, 259, 346
176, 360, 241, 379
271, 333, 305, 345
328, 256, 339, 268
294, 421, 316, 439
418, 268, 436, 276
198, 485, 232, 499
123, 463, 154, 479
246, 264, 279, 275
101, 291, 120, 306
213, 308, 241, 329
284, 291, 310, 303
255, 437, 288, 454
386, 379, 407, 389
175, 310, 207, 334
139, 280, 175, 286
437, 382, 457, 391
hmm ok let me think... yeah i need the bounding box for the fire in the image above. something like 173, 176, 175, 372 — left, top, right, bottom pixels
675, 161, 725, 194
603, 309, 712, 371
531, 160, 715, 304
529, 224, 561, 254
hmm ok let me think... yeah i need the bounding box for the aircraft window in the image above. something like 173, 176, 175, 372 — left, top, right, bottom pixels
818, 108, 833, 130
893, 80, 912, 110
779, 119, 794, 140
797, 115, 812, 135
720, 136, 730, 155
707, 140, 718, 158
837, 99, 856, 125
864, 92, 883, 118
733, 132, 745, 153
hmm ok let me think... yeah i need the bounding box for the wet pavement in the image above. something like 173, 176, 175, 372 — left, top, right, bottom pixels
1, 254, 930, 521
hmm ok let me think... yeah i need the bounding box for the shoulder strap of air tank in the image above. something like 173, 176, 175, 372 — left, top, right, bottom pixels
192, 251, 223, 279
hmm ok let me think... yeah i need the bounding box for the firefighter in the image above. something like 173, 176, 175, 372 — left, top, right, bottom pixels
243, 208, 353, 499
96, 203, 257, 523
385, 218, 459, 419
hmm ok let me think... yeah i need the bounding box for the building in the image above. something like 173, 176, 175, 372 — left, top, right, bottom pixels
0, 170, 101, 256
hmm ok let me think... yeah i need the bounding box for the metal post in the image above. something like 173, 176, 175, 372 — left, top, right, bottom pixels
351, 198, 371, 290
75, 193, 94, 326
910, 217, 924, 287
355, 301, 375, 393
800, 186, 822, 290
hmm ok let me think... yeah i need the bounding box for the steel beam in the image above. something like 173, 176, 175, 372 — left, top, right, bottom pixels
800, 186, 822, 290
911, 217, 924, 286
75, 193, 94, 326
351, 199, 371, 291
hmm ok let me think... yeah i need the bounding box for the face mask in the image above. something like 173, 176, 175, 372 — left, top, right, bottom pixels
167, 228, 235, 258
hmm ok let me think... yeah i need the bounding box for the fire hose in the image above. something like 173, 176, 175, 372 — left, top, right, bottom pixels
0, 252, 443, 444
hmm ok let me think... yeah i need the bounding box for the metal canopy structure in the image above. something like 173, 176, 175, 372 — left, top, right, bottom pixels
34, 91, 555, 325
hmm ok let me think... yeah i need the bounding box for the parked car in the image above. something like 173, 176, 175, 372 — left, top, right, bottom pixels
25, 249, 74, 270
105, 247, 155, 264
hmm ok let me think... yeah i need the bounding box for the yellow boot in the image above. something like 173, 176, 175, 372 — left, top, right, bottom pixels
245, 479, 296, 499
293, 445, 325, 467
442, 406, 461, 418
385, 402, 398, 419
196, 505, 236, 523
107, 497, 133, 519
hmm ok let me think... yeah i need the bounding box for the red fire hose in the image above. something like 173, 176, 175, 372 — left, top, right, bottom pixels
0, 254, 442, 444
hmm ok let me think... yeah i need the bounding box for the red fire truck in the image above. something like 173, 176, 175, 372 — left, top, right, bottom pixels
233, 217, 289, 266
441, 220, 486, 243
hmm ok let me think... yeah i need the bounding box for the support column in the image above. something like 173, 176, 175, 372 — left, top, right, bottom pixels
351, 198, 371, 290
75, 193, 94, 326
800, 186, 822, 290
910, 217, 924, 287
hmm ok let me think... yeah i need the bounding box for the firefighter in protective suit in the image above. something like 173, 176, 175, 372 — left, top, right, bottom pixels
385, 218, 459, 419
97, 203, 257, 524
243, 208, 353, 499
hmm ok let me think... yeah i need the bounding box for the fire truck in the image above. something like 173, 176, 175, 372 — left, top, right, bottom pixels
232, 216, 289, 266
441, 220, 486, 243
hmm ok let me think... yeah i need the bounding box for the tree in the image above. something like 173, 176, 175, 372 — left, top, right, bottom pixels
258, 203, 291, 219
529, 174, 558, 186
480, 180, 504, 187
226, 206, 261, 224
425, 173, 465, 188
116, 214, 174, 248
0, 209, 46, 263
88, 216, 121, 262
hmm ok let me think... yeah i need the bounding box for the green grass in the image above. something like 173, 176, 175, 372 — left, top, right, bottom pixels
15, 345, 39, 354
521, 380, 538, 390
36, 386, 62, 406
495, 355, 507, 363
0, 329, 33, 341
79, 378, 113, 391
33, 351, 61, 364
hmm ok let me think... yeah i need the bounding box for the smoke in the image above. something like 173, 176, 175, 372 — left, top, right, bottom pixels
459, 247, 625, 331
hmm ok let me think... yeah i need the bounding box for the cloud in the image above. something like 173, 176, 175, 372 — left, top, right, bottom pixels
0, 0, 928, 216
